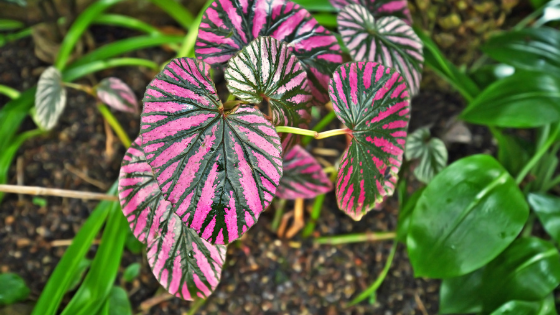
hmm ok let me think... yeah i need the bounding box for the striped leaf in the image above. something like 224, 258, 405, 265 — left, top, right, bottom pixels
338, 4, 423, 95
405, 127, 448, 184
329, 61, 410, 220
196, 0, 343, 105
140, 58, 283, 245
225, 37, 312, 128
96, 77, 139, 114
35, 66, 67, 130
276, 145, 333, 199
330, 0, 412, 24
118, 138, 226, 300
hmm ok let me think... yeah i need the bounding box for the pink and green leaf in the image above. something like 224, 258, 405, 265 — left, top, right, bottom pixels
329, 61, 410, 220
196, 0, 343, 105
276, 145, 333, 199
96, 77, 139, 114
338, 4, 423, 95
118, 138, 226, 301
140, 57, 283, 245
330, 0, 412, 25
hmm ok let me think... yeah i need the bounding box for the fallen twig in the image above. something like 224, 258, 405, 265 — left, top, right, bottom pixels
0, 184, 118, 201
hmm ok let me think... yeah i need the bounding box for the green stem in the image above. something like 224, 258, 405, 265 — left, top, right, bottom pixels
302, 170, 337, 238
543, 175, 560, 192
301, 110, 337, 146
0, 84, 20, 99
516, 123, 560, 185
63, 82, 93, 95
348, 241, 398, 306
186, 298, 207, 315
97, 103, 131, 148
276, 126, 349, 139
314, 231, 396, 245
176, 0, 214, 58
271, 199, 287, 232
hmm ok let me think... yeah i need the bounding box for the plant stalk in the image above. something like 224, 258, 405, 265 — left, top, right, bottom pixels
0, 184, 118, 201
314, 232, 396, 245
276, 126, 349, 140
97, 103, 132, 148
271, 199, 287, 232
516, 123, 560, 185
302, 170, 337, 237
301, 109, 337, 146
0, 84, 21, 99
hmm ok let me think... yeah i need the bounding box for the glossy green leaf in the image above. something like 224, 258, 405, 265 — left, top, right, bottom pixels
490, 296, 557, 315
292, 0, 337, 12
97, 286, 132, 315
528, 193, 560, 243
60, 201, 128, 315
481, 237, 560, 312
123, 263, 140, 282
461, 73, 560, 128
93, 14, 161, 35
405, 128, 447, 184
469, 64, 515, 89
67, 258, 92, 292
439, 268, 484, 314
396, 187, 424, 243
491, 128, 532, 177
482, 27, 560, 75
407, 155, 529, 278
0, 273, 30, 306
35, 67, 67, 131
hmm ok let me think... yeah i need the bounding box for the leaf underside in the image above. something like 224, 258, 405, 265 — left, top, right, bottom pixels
276, 145, 333, 199
405, 127, 448, 184
330, 0, 412, 24
140, 57, 283, 245
196, 0, 343, 105
118, 138, 226, 300
338, 4, 423, 95
97, 77, 139, 114
35, 66, 67, 130
330, 61, 410, 220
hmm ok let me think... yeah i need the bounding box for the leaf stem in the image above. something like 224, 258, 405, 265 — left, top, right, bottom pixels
97, 103, 132, 148
276, 126, 349, 140
271, 199, 287, 232
348, 241, 398, 306
0, 184, 118, 201
314, 231, 396, 245
516, 123, 560, 185
63, 82, 94, 95
302, 170, 337, 238
0, 84, 20, 99
301, 108, 337, 146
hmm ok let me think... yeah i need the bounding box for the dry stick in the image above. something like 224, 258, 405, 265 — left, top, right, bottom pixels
285, 198, 305, 239
65, 164, 110, 190
51, 238, 101, 247
139, 292, 174, 312
0, 184, 118, 201
414, 293, 429, 315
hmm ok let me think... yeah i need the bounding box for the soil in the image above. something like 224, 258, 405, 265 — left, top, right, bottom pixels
0, 2, 522, 314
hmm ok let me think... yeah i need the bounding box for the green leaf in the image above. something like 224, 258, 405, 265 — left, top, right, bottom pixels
528, 193, 560, 243
35, 67, 67, 131
439, 268, 484, 314
469, 64, 515, 89
123, 263, 140, 283
407, 155, 529, 278
66, 258, 92, 292
482, 27, 560, 75
0, 0, 26, 6
396, 187, 425, 243
481, 237, 560, 312
0, 19, 24, 31
31, 184, 117, 315
97, 287, 132, 315
461, 73, 560, 128
31, 197, 47, 207
292, 0, 337, 12
0, 273, 30, 306
490, 296, 557, 315
405, 128, 448, 184
490, 128, 532, 177
147, 0, 194, 30
60, 202, 128, 315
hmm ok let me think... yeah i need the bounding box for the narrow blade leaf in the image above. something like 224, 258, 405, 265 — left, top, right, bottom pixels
527, 193, 560, 244
196, 0, 343, 105
330, 0, 412, 24
140, 58, 283, 244
35, 67, 67, 130
96, 77, 139, 114
276, 145, 333, 199
330, 61, 410, 220
338, 4, 423, 95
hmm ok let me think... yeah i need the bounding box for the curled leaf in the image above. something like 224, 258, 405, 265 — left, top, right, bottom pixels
338, 4, 423, 95
96, 77, 139, 114
140, 58, 283, 245
196, 0, 343, 105
276, 145, 333, 199
330, 61, 410, 220
405, 127, 448, 184
330, 0, 412, 24
118, 138, 226, 300
35, 66, 67, 130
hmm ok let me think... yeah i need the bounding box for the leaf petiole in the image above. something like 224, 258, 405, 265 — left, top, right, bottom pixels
275, 126, 349, 140
63, 82, 94, 95
97, 103, 132, 148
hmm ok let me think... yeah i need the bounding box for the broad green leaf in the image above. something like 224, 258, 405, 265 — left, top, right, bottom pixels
490, 128, 532, 177
0, 273, 30, 306
469, 64, 515, 89
439, 268, 484, 314
35, 67, 67, 131
196, 0, 343, 105
330, 61, 410, 220
97, 286, 132, 315
118, 138, 226, 300
338, 4, 423, 95
461, 73, 560, 128
407, 155, 529, 278
140, 58, 282, 244
528, 193, 560, 243
67, 258, 92, 292
225, 37, 312, 130
123, 263, 140, 282
396, 187, 425, 243
96, 78, 138, 114
405, 128, 447, 184
331, 0, 411, 23
482, 28, 560, 75
276, 145, 333, 199
490, 296, 557, 315
481, 237, 560, 313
